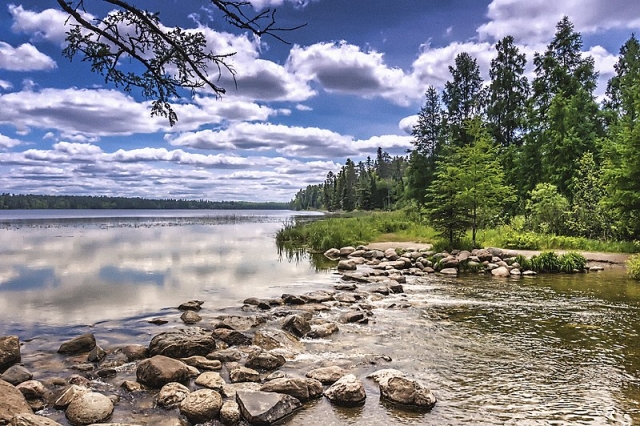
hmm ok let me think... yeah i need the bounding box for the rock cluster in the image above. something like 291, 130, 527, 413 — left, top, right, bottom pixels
0, 244, 452, 425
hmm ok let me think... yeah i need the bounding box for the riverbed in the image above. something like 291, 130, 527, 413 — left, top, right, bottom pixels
0, 210, 638, 425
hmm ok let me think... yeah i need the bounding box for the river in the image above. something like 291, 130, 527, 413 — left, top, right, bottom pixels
0, 210, 638, 425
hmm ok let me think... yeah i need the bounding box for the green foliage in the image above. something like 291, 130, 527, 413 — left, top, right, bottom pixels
530, 251, 560, 273
515, 254, 531, 271
627, 254, 640, 280
526, 183, 570, 235
558, 252, 588, 273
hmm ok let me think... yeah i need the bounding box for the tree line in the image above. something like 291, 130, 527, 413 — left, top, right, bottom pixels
0, 194, 289, 210
291, 17, 640, 245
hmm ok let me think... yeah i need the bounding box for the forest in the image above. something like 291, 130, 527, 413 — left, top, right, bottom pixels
0, 194, 289, 210
290, 17, 640, 245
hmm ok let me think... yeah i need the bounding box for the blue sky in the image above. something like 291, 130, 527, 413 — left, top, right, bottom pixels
1, 0, 639, 202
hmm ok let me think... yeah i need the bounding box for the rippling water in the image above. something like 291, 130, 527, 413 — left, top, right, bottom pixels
0, 210, 638, 425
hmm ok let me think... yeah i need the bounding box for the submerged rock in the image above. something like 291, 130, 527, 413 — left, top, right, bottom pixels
236, 390, 302, 425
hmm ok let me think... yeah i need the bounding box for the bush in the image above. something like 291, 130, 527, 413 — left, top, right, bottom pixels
558, 252, 587, 273
529, 251, 586, 273
627, 254, 640, 280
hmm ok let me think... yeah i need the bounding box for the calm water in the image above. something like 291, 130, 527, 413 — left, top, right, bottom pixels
0, 210, 638, 425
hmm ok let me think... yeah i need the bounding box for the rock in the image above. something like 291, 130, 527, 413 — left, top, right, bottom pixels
120, 380, 143, 392
9, 413, 62, 425
15, 380, 46, 400
323, 374, 366, 406
65, 392, 114, 425
281, 294, 306, 305
457, 250, 471, 262
179, 389, 222, 424
379, 260, 407, 270
120, 344, 148, 361
439, 256, 459, 269
212, 328, 252, 347
474, 249, 493, 262
300, 291, 334, 303
229, 366, 260, 383
379, 376, 437, 410
491, 266, 511, 277
260, 377, 323, 402
334, 292, 359, 303
88, 345, 107, 363
371, 286, 390, 295
324, 248, 340, 259
439, 268, 458, 276
510, 268, 522, 276
53, 385, 89, 409
522, 270, 537, 276
148, 328, 216, 358
245, 350, 285, 371
221, 382, 261, 399
181, 356, 222, 371
178, 300, 204, 311
236, 390, 301, 425
219, 400, 241, 425
253, 330, 304, 352
157, 382, 191, 408
0, 336, 21, 372
340, 311, 367, 324
589, 265, 605, 272
367, 368, 405, 386
57, 333, 96, 355
1, 365, 32, 386
306, 366, 347, 384
136, 356, 194, 389
180, 310, 202, 324
206, 348, 242, 363
384, 248, 399, 261
337, 260, 357, 271
195, 371, 226, 391
0, 379, 32, 424
282, 315, 311, 338
307, 322, 339, 339
339, 246, 356, 256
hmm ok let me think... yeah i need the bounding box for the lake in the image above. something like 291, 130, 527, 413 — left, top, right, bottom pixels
0, 210, 638, 425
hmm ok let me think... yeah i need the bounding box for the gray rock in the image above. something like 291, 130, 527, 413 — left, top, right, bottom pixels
281, 294, 306, 305
245, 350, 286, 371
522, 270, 537, 276
339, 246, 356, 256
148, 328, 216, 358
510, 268, 522, 276
179, 389, 222, 424
136, 355, 194, 389
384, 248, 399, 261
120, 380, 144, 392
157, 382, 190, 408
1, 365, 32, 386
306, 366, 346, 384
178, 300, 204, 311
323, 374, 366, 406
340, 311, 367, 324
65, 392, 114, 425
53, 385, 89, 409
260, 377, 323, 402
9, 413, 62, 426
474, 249, 493, 262
333, 292, 359, 303
0, 336, 21, 372
219, 400, 241, 425
15, 380, 46, 400
253, 329, 304, 352
212, 328, 252, 347
236, 390, 301, 425
206, 348, 243, 363
337, 260, 357, 271
300, 290, 334, 303
221, 382, 261, 399
589, 265, 605, 272
229, 366, 260, 383
491, 266, 511, 277
0, 379, 32, 424
57, 333, 96, 355
439, 256, 459, 269
180, 310, 202, 324
282, 314, 311, 338
439, 268, 458, 276
379, 376, 437, 409
307, 322, 339, 339
324, 248, 340, 259
194, 371, 226, 391
367, 368, 405, 386
88, 345, 107, 363
120, 344, 147, 361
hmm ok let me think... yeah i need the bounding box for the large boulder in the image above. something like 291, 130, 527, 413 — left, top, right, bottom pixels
379, 376, 437, 410
236, 390, 301, 425
57, 333, 96, 355
1, 365, 32, 386
282, 315, 311, 338
0, 379, 32, 424
211, 329, 252, 347
339, 246, 356, 257
324, 248, 340, 259
337, 260, 357, 271
179, 389, 222, 424
0, 336, 21, 372
307, 322, 339, 339
323, 374, 366, 406
253, 330, 304, 352
148, 328, 216, 358
64, 392, 114, 425
260, 377, 323, 402
491, 266, 511, 277
136, 355, 194, 389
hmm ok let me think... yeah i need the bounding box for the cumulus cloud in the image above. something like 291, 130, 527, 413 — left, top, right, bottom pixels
478, 0, 640, 45
0, 80, 13, 90
0, 133, 22, 149
8, 4, 78, 45
399, 115, 418, 135
0, 42, 56, 71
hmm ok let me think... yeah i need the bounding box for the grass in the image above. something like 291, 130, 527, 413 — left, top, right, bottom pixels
627, 254, 640, 280
276, 210, 640, 254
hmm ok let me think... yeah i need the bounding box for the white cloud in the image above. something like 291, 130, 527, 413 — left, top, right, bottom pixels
478, 0, 640, 45
399, 115, 418, 135
0, 133, 22, 149
0, 42, 56, 71
0, 80, 13, 90
8, 4, 77, 45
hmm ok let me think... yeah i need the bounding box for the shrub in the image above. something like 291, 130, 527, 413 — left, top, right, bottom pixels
558, 252, 587, 273
627, 254, 640, 280
530, 251, 560, 273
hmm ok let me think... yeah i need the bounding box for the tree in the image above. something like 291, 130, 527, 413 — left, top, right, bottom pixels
56, 0, 303, 125
605, 34, 640, 124
526, 183, 570, 235
442, 52, 484, 147
407, 87, 444, 205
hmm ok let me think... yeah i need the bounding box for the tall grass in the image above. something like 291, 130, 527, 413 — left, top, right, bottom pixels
627, 254, 640, 280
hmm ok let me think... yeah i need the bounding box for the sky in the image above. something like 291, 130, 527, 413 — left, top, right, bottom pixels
1, 0, 639, 202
